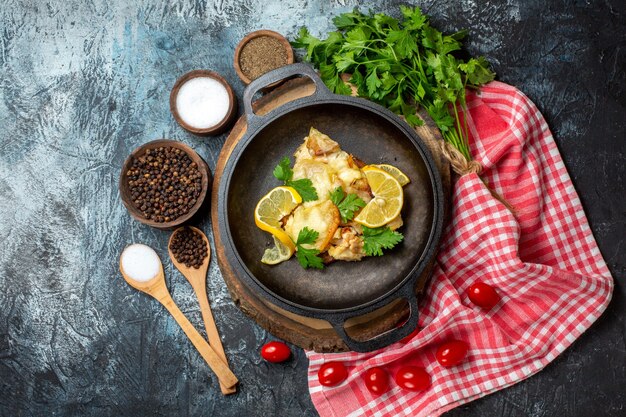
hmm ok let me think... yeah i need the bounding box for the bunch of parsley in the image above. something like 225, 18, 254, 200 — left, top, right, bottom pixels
291, 6, 495, 160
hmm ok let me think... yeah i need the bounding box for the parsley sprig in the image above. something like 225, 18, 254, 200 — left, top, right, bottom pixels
273, 157, 318, 202
295, 227, 324, 269
329, 186, 366, 223
362, 226, 404, 256
292, 6, 495, 161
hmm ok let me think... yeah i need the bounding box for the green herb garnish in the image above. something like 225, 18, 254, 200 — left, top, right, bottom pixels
287, 178, 318, 202
273, 157, 318, 202
329, 186, 366, 223
272, 157, 293, 182
295, 227, 324, 269
292, 6, 496, 161
361, 225, 404, 256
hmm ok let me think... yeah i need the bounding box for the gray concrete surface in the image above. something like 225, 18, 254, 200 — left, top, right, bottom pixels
0, 0, 624, 416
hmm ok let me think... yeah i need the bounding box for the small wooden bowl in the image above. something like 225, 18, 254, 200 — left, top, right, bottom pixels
170, 70, 237, 136
119, 139, 211, 229
233, 30, 295, 87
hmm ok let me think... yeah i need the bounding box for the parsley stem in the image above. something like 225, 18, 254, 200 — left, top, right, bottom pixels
452, 103, 470, 159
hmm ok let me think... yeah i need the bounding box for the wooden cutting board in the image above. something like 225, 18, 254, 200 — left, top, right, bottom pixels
211, 77, 451, 352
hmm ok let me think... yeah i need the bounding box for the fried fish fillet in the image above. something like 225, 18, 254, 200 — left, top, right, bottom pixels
293, 128, 371, 205
294, 127, 340, 158
327, 226, 366, 261
292, 159, 342, 207
284, 200, 340, 251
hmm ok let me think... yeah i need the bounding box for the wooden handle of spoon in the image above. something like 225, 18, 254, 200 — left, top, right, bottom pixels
156, 291, 238, 389
196, 292, 236, 394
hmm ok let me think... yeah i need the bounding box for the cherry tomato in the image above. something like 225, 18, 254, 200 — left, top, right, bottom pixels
436, 340, 469, 368
395, 366, 431, 391
260, 341, 291, 363
467, 282, 500, 309
363, 367, 390, 396
318, 361, 348, 387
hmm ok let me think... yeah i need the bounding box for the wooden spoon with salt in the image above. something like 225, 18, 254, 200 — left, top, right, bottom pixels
168, 226, 236, 395
119, 247, 238, 390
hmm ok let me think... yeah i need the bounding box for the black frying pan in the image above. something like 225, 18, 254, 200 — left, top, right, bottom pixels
218, 64, 444, 352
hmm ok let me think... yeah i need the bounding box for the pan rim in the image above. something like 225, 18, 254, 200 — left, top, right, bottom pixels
219, 94, 444, 315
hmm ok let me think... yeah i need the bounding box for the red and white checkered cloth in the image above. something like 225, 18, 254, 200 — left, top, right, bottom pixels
306, 81, 614, 417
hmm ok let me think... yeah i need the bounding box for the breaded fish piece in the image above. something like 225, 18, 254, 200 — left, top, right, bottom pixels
293, 127, 371, 204
294, 128, 340, 160
284, 200, 340, 251
328, 226, 366, 261
386, 215, 404, 231
292, 159, 342, 206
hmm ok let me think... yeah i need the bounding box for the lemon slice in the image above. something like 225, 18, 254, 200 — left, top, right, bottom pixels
261, 235, 294, 265
373, 164, 410, 186
254, 186, 301, 251
354, 166, 403, 228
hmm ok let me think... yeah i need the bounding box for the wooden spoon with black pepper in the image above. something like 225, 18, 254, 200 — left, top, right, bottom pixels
168, 226, 236, 395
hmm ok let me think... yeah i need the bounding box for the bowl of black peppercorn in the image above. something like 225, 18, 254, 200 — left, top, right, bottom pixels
119, 139, 211, 229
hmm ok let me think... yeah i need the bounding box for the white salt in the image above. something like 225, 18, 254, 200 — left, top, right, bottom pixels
120, 244, 161, 282
175, 77, 230, 129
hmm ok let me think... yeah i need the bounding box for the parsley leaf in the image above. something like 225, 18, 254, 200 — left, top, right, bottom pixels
295, 227, 324, 269
329, 186, 345, 206
361, 226, 404, 256
329, 186, 366, 223
296, 226, 318, 246
365, 69, 382, 97
340, 194, 366, 222
273, 157, 293, 182
272, 157, 318, 202
330, 187, 346, 206
333, 13, 356, 30
459, 56, 496, 85
296, 245, 324, 269
400, 5, 426, 30
287, 178, 318, 202
387, 29, 418, 59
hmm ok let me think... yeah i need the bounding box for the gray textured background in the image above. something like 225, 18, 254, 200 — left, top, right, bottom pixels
0, 0, 624, 416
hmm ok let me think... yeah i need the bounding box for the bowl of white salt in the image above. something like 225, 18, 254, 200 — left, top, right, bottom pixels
170, 70, 237, 136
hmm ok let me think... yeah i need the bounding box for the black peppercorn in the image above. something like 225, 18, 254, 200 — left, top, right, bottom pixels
169, 227, 208, 269
126, 146, 202, 222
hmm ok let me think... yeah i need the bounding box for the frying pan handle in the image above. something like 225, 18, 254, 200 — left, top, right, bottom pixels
243, 63, 332, 126
329, 287, 420, 353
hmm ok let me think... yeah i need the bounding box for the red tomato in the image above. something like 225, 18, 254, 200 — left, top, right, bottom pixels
260, 341, 291, 363
318, 362, 348, 387
363, 367, 390, 396
467, 282, 500, 309
436, 340, 469, 368
395, 366, 431, 392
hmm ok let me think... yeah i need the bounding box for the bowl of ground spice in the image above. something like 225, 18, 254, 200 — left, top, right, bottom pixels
234, 30, 294, 86
119, 140, 211, 229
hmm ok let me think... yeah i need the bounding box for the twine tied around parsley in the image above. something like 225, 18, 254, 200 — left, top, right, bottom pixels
439, 140, 516, 212
438, 140, 482, 176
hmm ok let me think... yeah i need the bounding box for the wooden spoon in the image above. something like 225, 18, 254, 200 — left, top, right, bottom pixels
168, 226, 236, 395
119, 249, 238, 389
